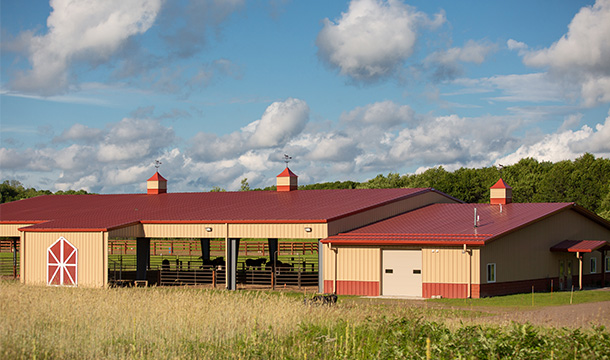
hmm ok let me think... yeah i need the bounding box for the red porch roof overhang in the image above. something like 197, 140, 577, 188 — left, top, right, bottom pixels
550, 240, 609, 253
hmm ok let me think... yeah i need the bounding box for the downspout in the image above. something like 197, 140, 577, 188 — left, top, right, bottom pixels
463, 244, 471, 298
331, 245, 338, 294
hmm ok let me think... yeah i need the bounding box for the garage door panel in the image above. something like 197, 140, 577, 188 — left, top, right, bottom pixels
382, 250, 422, 297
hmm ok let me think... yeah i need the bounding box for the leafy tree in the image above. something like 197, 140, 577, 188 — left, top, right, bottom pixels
239, 178, 250, 191
209, 186, 226, 192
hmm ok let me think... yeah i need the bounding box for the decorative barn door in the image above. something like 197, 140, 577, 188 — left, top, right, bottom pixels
47, 237, 78, 286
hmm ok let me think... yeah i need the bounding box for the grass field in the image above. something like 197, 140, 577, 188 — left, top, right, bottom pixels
430, 289, 610, 308
1, 280, 609, 359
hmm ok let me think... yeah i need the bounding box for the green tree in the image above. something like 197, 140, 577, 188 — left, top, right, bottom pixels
239, 178, 250, 191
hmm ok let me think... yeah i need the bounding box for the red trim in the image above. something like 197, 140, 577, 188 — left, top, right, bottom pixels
277, 185, 297, 192
147, 188, 167, 195
140, 219, 327, 224
423, 283, 481, 299
20, 227, 108, 232
490, 198, 512, 205
321, 240, 485, 246
147, 172, 167, 181
323, 280, 379, 296
2, 221, 45, 225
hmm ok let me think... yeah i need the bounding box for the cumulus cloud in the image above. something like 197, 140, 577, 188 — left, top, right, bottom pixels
10, 0, 162, 96
54, 124, 103, 143
496, 110, 610, 165
188, 98, 309, 161
340, 100, 416, 127
316, 0, 445, 82
425, 40, 497, 81
520, 0, 610, 106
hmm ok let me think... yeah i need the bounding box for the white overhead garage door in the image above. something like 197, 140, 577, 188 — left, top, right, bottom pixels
382, 250, 422, 297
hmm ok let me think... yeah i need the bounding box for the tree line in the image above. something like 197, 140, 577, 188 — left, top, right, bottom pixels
0, 180, 88, 203
2, 153, 609, 220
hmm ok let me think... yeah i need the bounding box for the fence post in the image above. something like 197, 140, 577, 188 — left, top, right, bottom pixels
212, 269, 216, 288
298, 266, 301, 289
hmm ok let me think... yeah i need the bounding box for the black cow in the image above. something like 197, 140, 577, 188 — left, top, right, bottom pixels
245, 257, 266, 270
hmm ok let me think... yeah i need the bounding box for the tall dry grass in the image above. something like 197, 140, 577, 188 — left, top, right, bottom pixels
2, 280, 609, 359
0, 281, 391, 359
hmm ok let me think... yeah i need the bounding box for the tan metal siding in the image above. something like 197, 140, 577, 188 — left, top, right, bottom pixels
322, 244, 379, 282
1, 224, 33, 237
422, 247, 480, 284
228, 223, 326, 239
108, 223, 144, 238
22, 232, 106, 288
480, 209, 610, 284
327, 192, 458, 236
141, 223, 327, 239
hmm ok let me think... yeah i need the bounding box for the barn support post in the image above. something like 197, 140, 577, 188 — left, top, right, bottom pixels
200, 239, 210, 261
12, 237, 18, 279
136, 237, 150, 281
603, 249, 607, 286
268, 238, 278, 264
577, 251, 582, 290
226, 238, 240, 290
318, 239, 323, 293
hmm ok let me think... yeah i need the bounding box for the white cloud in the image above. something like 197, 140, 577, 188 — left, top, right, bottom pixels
248, 98, 310, 148
11, 0, 162, 96
425, 40, 497, 81
496, 110, 610, 165
54, 123, 103, 142
340, 100, 416, 127
521, 0, 610, 106
316, 0, 444, 82
188, 98, 309, 161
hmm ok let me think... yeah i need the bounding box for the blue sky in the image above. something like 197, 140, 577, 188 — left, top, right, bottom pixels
1, 0, 610, 193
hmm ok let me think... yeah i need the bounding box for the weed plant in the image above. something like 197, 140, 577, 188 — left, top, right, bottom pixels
1, 280, 608, 359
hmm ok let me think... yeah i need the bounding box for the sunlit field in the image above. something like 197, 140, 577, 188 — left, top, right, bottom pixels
1, 280, 609, 359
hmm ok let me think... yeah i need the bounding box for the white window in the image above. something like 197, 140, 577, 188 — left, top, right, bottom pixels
487, 263, 496, 283
590, 257, 597, 274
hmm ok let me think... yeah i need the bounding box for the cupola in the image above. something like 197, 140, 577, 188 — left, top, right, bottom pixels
490, 178, 512, 204
276, 167, 298, 192
147, 172, 167, 194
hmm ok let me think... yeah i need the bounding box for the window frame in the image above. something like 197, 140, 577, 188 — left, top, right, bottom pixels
590, 257, 597, 274
487, 263, 496, 283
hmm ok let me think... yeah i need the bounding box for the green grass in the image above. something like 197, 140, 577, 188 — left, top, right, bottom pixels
428, 288, 610, 308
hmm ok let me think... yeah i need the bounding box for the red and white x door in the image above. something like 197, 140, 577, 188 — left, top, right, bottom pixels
47, 237, 78, 286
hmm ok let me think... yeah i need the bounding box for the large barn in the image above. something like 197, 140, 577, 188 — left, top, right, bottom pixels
1, 168, 609, 298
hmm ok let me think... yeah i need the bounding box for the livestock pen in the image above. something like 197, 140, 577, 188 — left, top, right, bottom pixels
107, 238, 319, 290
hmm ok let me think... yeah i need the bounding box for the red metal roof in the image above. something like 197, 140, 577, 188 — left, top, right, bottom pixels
490, 178, 511, 189
147, 172, 167, 181
277, 167, 298, 178
550, 240, 609, 253
1, 188, 440, 232
322, 202, 581, 246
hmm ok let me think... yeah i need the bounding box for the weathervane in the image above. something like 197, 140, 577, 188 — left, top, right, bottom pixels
283, 154, 292, 167
154, 160, 162, 171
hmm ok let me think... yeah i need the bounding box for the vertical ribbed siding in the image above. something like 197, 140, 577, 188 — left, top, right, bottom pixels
23, 232, 105, 288
140, 223, 327, 240
0, 224, 30, 237
322, 245, 380, 295
480, 210, 610, 284
422, 247, 480, 284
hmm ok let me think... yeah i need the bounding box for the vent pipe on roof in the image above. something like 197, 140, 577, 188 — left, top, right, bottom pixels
474, 207, 478, 228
